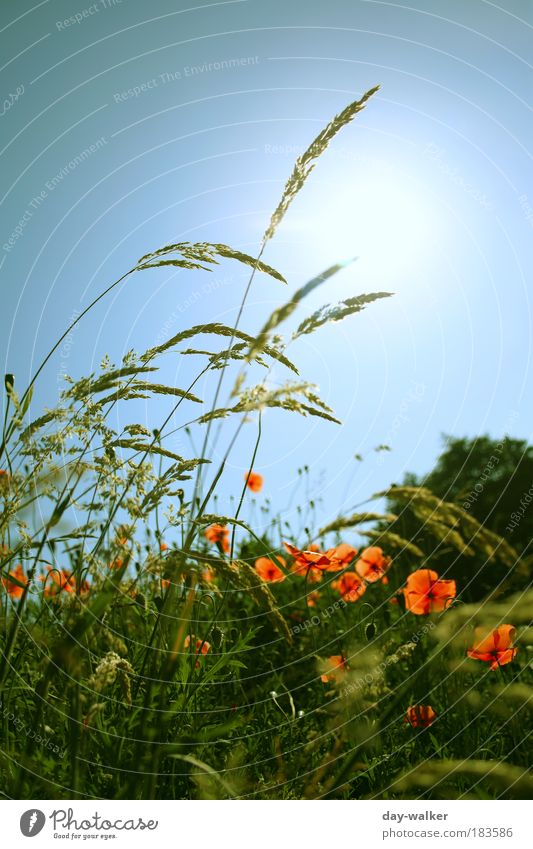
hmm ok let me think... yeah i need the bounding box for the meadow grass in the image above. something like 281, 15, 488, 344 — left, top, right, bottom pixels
0, 86, 530, 800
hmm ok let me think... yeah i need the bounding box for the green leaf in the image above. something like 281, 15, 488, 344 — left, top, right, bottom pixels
214, 557, 293, 643
168, 754, 237, 798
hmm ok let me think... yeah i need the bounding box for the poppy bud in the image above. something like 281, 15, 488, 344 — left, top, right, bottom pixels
211, 625, 224, 648
365, 622, 377, 641
4, 374, 14, 394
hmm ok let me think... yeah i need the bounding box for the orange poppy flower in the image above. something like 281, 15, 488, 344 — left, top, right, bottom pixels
115, 526, 130, 546
320, 655, 347, 683
109, 556, 124, 570
467, 624, 518, 670
325, 543, 358, 572
405, 704, 437, 727
205, 523, 230, 553
184, 634, 211, 667
401, 569, 456, 615
160, 541, 169, 552
161, 578, 170, 589
307, 590, 321, 608
284, 542, 331, 570
332, 571, 367, 603
41, 567, 89, 597
245, 471, 263, 492
356, 546, 392, 583
255, 555, 286, 583
1, 564, 28, 599
290, 561, 323, 582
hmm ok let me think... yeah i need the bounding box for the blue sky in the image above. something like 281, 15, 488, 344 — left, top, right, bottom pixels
1, 0, 532, 536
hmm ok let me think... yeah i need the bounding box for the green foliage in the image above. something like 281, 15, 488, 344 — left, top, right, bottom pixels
0, 87, 527, 803
384, 436, 532, 600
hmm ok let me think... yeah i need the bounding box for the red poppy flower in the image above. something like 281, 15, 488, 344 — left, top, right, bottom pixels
284, 542, 331, 569
184, 634, 211, 667
320, 655, 347, 684
356, 546, 392, 583
467, 624, 518, 670
255, 555, 286, 583
185, 634, 211, 655
41, 567, 89, 597
290, 561, 323, 582
245, 471, 263, 492
332, 571, 367, 603
405, 704, 437, 727
205, 524, 230, 553
325, 543, 358, 572
1, 564, 28, 599
401, 569, 456, 614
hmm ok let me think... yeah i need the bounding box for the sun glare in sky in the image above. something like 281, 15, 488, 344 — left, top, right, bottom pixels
319, 165, 437, 286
